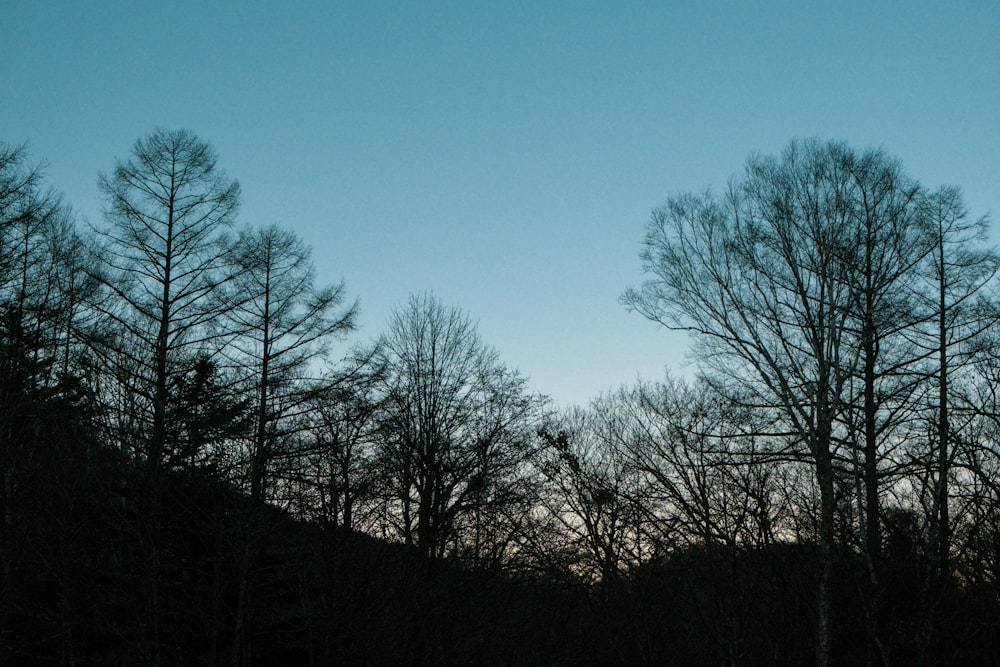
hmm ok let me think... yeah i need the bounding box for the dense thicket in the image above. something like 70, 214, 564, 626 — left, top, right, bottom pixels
3, 134, 1000, 665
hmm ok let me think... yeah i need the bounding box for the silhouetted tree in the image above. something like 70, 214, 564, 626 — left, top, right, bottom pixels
224, 223, 357, 506
919, 187, 998, 574
221, 223, 356, 665
536, 411, 645, 582
92, 128, 240, 664
606, 377, 786, 550
0, 143, 60, 309
92, 128, 240, 470
624, 140, 892, 666
0, 145, 109, 659
373, 293, 541, 565
0, 143, 95, 393
165, 353, 250, 468
298, 372, 383, 532
820, 146, 934, 665
0, 142, 66, 535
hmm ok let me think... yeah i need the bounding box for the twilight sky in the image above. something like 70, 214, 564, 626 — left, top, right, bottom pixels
3, 1, 998, 407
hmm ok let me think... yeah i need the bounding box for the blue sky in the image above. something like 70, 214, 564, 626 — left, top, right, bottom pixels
3, 1, 998, 407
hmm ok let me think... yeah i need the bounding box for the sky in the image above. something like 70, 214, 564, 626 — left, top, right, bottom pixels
3, 1, 999, 408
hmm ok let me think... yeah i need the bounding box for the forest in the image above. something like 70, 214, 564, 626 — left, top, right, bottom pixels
3, 130, 1000, 666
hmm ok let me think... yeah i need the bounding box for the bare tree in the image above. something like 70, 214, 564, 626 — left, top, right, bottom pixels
908, 187, 1000, 663
0, 142, 91, 390
536, 409, 645, 582
611, 376, 801, 665
606, 377, 786, 551
827, 148, 934, 665
0, 144, 98, 658
301, 374, 382, 533
222, 223, 356, 666
0, 142, 61, 312
92, 129, 239, 664
93, 128, 240, 471
623, 140, 884, 666
224, 223, 357, 506
373, 293, 541, 565
920, 187, 998, 576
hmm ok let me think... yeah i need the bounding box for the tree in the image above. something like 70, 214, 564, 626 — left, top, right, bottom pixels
0, 142, 59, 311
922, 187, 997, 570
93, 129, 240, 664
373, 293, 541, 564
830, 148, 933, 665
222, 223, 357, 666
606, 377, 785, 551
536, 409, 645, 582
164, 353, 250, 469
0, 143, 93, 392
622, 140, 925, 666
910, 186, 999, 662
93, 128, 241, 471
0, 143, 69, 526
298, 371, 382, 533
224, 223, 358, 506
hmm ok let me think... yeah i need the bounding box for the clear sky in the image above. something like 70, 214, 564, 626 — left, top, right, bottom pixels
3, 1, 998, 407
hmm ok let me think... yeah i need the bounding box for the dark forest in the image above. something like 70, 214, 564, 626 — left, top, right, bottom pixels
3, 131, 1000, 665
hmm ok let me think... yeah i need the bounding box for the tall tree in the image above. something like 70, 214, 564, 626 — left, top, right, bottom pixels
222, 223, 356, 666
0, 142, 88, 390
623, 140, 885, 666
0, 142, 59, 312
93, 128, 240, 471
921, 187, 998, 577
93, 129, 239, 664
827, 148, 933, 665
0, 143, 74, 653
910, 186, 999, 663
225, 223, 358, 506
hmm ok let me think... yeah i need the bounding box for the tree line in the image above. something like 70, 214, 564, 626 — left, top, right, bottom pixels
2, 131, 999, 665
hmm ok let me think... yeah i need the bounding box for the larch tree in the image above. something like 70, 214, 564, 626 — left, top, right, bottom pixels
222, 223, 356, 667
224, 223, 358, 506
93, 128, 240, 665
93, 128, 240, 472
911, 186, 999, 661
0, 142, 84, 390
829, 147, 932, 665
